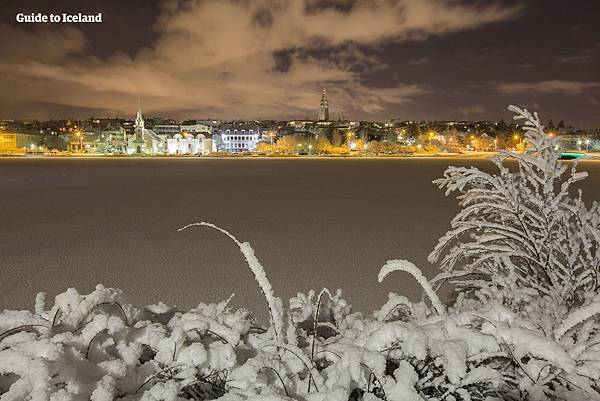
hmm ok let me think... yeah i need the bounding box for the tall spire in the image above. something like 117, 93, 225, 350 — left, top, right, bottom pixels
319, 88, 329, 121
135, 97, 144, 131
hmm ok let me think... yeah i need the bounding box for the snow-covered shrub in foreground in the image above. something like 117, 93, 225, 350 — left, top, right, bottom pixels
1, 106, 600, 400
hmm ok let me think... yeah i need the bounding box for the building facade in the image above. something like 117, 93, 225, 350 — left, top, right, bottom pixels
0, 132, 16, 153
180, 121, 215, 136
215, 123, 261, 152
99, 123, 127, 154
152, 124, 180, 139
166, 133, 213, 155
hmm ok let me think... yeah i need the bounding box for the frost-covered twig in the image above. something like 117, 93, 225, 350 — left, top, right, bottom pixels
178, 222, 284, 345
0, 324, 48, 343
258, 366, 289, 396
310, 288, 333, 372
378, 259, 445, 316
555, 299, 600, 340
97, 301, 129, 326
260, 342, 323, 392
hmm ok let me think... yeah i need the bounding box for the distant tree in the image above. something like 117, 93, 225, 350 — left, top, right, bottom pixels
275, 135, 298, 154
355, 138, 365, 152
366, 141, 382, 154
557, 120, 565, 129
330, 128, 341, 147
43, 135, 67, 151
315, 135, 332, 154
547, 119, 555, 130
256, 142, 275, 154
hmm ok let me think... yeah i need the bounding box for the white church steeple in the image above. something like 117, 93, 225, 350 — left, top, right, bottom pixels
135, 98, 145, 131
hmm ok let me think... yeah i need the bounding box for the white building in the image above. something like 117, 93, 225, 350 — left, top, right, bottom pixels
216, 123, 261, 152
166, 133, 213, 155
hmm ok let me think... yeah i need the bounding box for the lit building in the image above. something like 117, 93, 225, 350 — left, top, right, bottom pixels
127, 102, 165, 154
0, 131, 17, 153
15, 132, 44, 151
166, 133, 213, 155
215, 123, 260, 152
152, 124, 180, 139
318, 88, 329, 122
99, 122, 127, 154
179, 121, 216, 137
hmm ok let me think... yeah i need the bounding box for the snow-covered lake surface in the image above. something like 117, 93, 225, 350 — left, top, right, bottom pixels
1, 157, 599, 319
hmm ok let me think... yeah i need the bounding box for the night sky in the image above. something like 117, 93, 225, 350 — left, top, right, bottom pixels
1, 0, 599, 126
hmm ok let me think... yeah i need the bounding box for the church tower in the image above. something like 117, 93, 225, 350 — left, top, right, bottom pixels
318, 88, 329, 121
135, 99, 145, 132
131, 99, 147, 153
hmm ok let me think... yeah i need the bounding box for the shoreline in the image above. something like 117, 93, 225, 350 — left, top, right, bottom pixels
1, 152, 599, 161
0, 152, 500, 160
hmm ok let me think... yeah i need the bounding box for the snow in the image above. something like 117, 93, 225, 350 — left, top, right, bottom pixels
378, 259, 445, 316
555, 295, 600, 340
1, 105, 600, 399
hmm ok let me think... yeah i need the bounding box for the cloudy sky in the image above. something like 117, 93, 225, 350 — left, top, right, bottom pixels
1, 0, 599, 126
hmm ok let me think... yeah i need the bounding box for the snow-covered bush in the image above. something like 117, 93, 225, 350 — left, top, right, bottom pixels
429, 106, 600, 318
1, 105, 599, 400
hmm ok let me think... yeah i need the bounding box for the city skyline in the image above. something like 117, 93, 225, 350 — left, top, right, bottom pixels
1, 0, 599, 125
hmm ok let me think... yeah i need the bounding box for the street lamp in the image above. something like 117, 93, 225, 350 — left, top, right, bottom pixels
585, 139, 591, 151
428, 130, 436, 146
346, 131, 354, 143
76, 131, 83, 152
512, 133, 523, 152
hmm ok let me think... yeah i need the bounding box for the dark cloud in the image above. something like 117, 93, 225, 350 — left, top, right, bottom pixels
458, 105, 485, 116
497, 80, 600, 95
0, 0, 599, 125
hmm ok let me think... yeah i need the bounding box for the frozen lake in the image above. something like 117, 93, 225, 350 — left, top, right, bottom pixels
1, 157, 599, 319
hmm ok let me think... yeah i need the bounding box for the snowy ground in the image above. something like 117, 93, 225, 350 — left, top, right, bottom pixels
1, 158, 599, 321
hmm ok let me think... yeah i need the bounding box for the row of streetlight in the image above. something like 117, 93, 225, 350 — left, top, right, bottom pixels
578, 139, 592, 151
